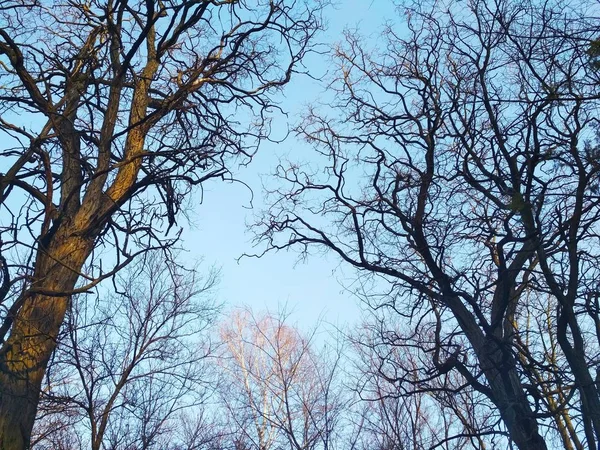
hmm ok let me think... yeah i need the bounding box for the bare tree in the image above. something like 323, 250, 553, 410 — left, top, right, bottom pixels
253, 0, 600, 448
30, 252, 220, 450
347, 311, 504, 450
217, 308, 344, 450
0, 0, 322, 446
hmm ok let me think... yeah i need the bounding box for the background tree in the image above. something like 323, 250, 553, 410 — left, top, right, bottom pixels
30, 252, 220, 450
253, 0, 600, 448
347, 313, 499, 450
217, 308, 344, 450
0, 0, 321, 446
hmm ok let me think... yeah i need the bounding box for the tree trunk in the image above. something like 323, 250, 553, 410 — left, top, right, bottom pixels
0, 226, 94, 449
449, 299, 548, 449
479, 338, 548, 450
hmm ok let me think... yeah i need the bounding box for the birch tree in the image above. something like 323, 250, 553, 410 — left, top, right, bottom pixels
218, 309, 343, 450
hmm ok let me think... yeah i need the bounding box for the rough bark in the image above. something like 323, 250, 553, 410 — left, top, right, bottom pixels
0, 229, 94, 449
0, 38, 156, 448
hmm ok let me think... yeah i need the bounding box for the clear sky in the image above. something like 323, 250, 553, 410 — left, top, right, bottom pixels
179, 1, 399, 329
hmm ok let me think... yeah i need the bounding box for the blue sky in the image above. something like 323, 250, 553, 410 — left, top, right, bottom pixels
179, 1, 399, 328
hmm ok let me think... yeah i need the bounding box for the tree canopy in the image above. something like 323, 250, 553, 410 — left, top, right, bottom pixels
254, 0, 600, 448
3, 0, 600, 449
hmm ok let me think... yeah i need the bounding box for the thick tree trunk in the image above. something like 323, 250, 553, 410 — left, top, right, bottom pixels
449, 299, 548, 449
0, 369, 40, 449
0, 55, 152, 448
0, 226, 94, 449
478, 338, 548, 450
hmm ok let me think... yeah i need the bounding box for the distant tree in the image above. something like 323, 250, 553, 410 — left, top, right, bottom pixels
30, 252, 220, 450
254, 0, 600, 448
0, 0, 322, 446
217, 308, 344, 450
348, 312, 502, 450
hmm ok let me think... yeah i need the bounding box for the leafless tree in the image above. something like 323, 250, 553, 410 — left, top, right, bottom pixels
0, 0, 322, 446
217, 308, 344, 450
347, 311, 504, 450
252, 0, 600, 448
29, 252, 220, 450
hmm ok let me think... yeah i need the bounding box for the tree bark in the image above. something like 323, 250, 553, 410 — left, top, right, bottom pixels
0, 33, 158, 447
447, 297, 548, 449
478, 339, 548, 450
0, 224, 94, 449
